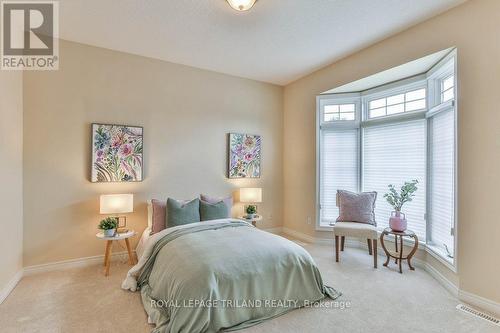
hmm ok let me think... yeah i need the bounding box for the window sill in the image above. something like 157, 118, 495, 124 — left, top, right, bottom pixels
317, 224, 334, 232
425, 243, 457, 273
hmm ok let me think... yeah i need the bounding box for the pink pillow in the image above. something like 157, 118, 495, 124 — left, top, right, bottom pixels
150, 199, 167, 234
200, 194, 233, 218
336, 190, 377, 226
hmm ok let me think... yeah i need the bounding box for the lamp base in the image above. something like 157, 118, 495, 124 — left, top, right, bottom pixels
116, 216, 127, 233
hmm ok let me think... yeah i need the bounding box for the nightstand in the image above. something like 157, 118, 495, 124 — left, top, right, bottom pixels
96, 230, 136, 276
238, 215, 263, 227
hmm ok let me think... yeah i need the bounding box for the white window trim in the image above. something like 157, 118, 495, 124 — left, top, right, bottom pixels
316, 94, 361, 231
316, 48, 458, 270
362, 76, 428, 122
318, 93, 361, 129
426, 49, 458, 272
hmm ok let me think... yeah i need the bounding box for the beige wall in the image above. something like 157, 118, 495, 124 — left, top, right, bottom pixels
283, 0, 500, 303
23, 40, 283, 266
0, 71, 23, 291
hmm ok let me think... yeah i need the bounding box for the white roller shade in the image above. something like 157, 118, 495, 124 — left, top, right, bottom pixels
429, 108, 455, 254
320, 129, 359, 226
362, 120, 426, 240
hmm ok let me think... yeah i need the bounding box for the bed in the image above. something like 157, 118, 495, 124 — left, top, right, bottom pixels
123, 219, 340, 333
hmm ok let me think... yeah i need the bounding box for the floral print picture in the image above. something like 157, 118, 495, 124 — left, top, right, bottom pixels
228, 133, 261, 178
91, 124, 143, 182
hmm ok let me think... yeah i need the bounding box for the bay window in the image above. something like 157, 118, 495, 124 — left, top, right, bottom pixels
317, 51, 457, 265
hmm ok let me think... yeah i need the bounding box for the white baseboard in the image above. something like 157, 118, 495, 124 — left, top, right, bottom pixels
281, 227, 317, 243
459, 290, 500, 316
0, 270, 23, 304
23, 251, 134, 276
420, 259, 459, 297
262, 227, 283, 234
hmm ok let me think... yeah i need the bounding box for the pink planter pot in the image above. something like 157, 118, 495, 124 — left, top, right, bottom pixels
389, 211, 407, 232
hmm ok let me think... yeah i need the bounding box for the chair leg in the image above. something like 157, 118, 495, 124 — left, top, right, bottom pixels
367, 239, 373, 255
340, 236, 345, 251
373, 239, 378, 268
335, 236, 340, 262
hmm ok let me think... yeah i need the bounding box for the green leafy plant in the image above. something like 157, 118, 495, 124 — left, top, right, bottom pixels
98, 217, 118, 230
383, 179, 419, 212
246, 205, 257, 215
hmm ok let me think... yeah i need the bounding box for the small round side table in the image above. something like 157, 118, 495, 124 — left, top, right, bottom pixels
96, 230, 136, 276
380, 228, 419, 274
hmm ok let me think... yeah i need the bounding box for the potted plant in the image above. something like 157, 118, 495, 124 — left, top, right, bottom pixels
245, 205, 257, 219
99, 217, 118, 237
383, 180, 418, 232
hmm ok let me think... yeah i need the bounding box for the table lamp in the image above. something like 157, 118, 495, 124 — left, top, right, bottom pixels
240, 188, 262, 218
100, 194, 133, 233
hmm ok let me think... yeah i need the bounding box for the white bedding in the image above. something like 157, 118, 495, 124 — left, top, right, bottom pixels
135, 227, 152, 260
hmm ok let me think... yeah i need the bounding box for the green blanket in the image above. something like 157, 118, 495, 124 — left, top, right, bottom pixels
137, 221, 341, 333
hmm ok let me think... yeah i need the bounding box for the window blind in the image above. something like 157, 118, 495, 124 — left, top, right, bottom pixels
362, 120, 427, 240
320, 129, 359, 226
429, 109, 455, 254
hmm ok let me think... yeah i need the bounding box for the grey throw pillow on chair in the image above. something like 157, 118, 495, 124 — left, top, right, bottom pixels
336, 190, 377, 226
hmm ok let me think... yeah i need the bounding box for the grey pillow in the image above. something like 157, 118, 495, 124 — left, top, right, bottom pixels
167, 198, 200, 228
200, 200, 228, 221
200, 194, 232, 218
336, 190, 377, 226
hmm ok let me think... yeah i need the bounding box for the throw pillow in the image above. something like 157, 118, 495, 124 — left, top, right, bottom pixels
200, 200, 229, 221
336, 190, 377, 225
167, 198, 201, 228
200, 194, 233, 218
150, 199, 167, 234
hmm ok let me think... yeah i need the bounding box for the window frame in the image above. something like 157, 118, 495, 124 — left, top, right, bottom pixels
318, 93, 361, 129
362, 75, 428, 122
316, 49, 458, 270
316, 93, 361, 231
426, 51, 458, 271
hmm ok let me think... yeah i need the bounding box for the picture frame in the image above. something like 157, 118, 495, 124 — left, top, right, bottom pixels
91, 123, 144, 182
227, 133, 261, 178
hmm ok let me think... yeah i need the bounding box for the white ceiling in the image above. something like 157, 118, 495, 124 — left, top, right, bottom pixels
323, 48, 453, 94
58, 0, 466, 85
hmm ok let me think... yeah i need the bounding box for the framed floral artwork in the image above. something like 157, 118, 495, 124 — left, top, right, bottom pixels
91, 123, 143, 182
228, 133, 261, 178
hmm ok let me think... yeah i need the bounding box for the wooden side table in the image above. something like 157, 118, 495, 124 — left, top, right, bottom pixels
238, 215, 262, 227
96, 230, 136, 276
380, 228, 418, 274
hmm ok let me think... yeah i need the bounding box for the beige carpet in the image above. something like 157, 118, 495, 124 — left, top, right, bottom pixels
1, 239, 498, 333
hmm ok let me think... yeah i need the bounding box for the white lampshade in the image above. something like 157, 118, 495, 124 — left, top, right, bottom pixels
100, 194, 133, 214
226, 0, 257, 11
240, 188, 262, 203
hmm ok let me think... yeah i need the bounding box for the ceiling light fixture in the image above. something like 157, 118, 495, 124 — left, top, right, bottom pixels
226, 0, 257, 12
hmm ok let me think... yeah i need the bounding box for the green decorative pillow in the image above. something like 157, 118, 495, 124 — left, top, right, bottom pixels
166, 198, 201, 228
200, 200, 228, 221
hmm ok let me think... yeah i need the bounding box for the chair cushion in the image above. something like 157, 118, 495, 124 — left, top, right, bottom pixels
333, 222, 378, 239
